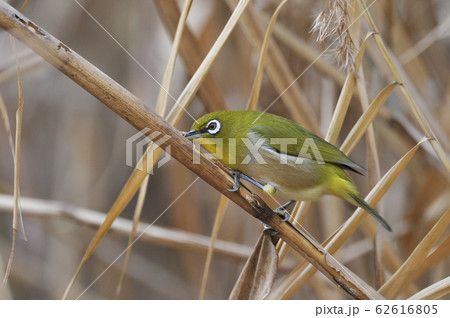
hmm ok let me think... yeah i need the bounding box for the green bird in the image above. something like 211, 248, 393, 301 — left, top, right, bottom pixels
185, 110, 391, 231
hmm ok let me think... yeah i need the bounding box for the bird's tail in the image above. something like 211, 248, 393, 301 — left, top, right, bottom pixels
329, 172, 392, 231
349, 193, 392, 232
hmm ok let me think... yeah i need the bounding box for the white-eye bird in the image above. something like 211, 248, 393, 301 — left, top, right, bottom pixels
185, 110, 392, 231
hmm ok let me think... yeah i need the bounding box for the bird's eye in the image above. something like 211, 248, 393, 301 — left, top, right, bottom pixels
206, 119, 221, 135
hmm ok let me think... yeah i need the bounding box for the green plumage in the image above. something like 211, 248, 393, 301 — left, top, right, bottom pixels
250, 123, 364, 174
186, 110, 392, 231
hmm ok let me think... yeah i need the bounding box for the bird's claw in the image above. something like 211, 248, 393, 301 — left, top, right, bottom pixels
227, 170, 264, 192
227, 171, 241, 192
274, 208, 290, 222
263, 223, 279, 236
274, 200, 294, 222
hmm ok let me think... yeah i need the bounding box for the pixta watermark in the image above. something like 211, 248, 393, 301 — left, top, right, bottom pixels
126, 128, 325, 172
125, 128, 171, 174
191, 137, 325, 165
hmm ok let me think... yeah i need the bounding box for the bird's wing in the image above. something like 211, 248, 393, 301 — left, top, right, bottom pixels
250, 125, 365, 174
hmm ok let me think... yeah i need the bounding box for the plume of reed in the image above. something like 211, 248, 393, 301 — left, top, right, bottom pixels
311, 0, 357, 71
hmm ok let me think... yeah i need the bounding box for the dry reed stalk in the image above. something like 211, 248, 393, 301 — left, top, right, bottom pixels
155, 0, 192, 117
411, 236, 450, 283
199, 194, 229, 299
357, 0, 450, 175
114, 173, 150, 298
407, 276, 450, 300
0, 93, 14, 158
378, 208, 449, 298
3, 36, 24, 284
154, 0, 226, 112
0, 194, 253, 260
246, 0, 288, 111
0, 193, 302, 272
400, 14, 450, 65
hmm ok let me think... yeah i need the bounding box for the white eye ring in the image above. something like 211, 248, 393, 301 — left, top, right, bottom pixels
206, 119, 221, 135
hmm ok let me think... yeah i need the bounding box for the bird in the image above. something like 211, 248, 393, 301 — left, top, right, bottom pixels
184, 110, 392, 231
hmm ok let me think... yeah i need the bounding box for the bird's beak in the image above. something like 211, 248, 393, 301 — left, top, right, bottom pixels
184, 130, 202, 140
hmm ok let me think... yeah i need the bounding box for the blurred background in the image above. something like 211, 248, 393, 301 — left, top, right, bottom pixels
0, 0, 449, 299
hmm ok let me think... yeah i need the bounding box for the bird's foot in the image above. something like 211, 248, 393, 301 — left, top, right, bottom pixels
274, 200, 295, 222
263, 223, 279, 236
227, 170, 264, 192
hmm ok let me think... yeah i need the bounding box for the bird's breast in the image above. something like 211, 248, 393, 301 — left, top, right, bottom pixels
238, 144, 331, 201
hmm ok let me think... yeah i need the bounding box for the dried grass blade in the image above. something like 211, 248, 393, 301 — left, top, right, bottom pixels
400, 14, 450, 64
357, 0, 450, 174
19, 0, 30, 12
199, 195, 229, 299
277, 223, 384, 299
354, 32, 375, 71
341, 81, 398, 154
353, 30, 389, 285
62, 165, 152, 299
407, 276, 450, 300
412, 235, 450, 282
155, 0, 192, 116
229, 230, 278, 299
353, 60, 385, 288
270, 224, 343, 299
154, 0, 226, 112
324, 73, 355, 144
0, 94, 15, 157
247, 0, 288, 111
268, 137, 430, 299
0, 253, 12, 299
166, 0, 251, 125
0, 194, 254, 260
325, 32, 377, 144
114, 174, 150, 298
3, 37, 25, 283
378, 208, 450, 298
366, 41, 450, 158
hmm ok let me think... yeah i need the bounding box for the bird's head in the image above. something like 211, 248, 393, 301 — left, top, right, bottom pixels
184, 111, 235, 141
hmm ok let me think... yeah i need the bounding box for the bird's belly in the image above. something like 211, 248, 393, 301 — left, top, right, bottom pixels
275, 183, 328, 201
239, 155, 330, 202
